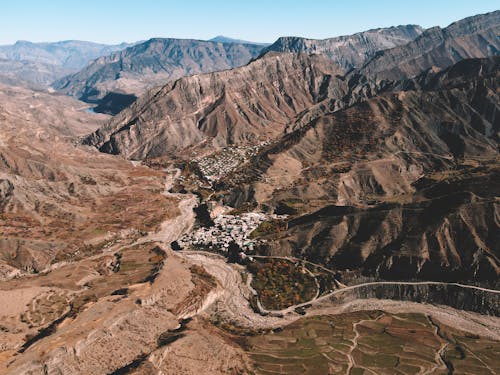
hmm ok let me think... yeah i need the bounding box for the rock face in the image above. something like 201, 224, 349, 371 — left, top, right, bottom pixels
0, 40, 132, 89
53, 38, 266, 113
360, 10, 500, 80
84, 53, 345, 159
329, 283, 500, 315
262, 25, 423, 69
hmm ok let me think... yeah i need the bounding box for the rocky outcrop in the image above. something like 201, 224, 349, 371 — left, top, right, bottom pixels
0, 178, 13, 210
53, 38, 265, 113
263, 25, 423, 69
360, 10, 500, 80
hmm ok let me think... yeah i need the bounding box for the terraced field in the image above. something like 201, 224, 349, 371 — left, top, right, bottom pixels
244, 311, 500, 374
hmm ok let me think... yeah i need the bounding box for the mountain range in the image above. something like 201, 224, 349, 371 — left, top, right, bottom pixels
53, 38, 266, 114
52, 24, 424, 115
0, 9, 499, 375
0, 40, 134, 89
262, 24, 423, 69
81, 10, 500, 284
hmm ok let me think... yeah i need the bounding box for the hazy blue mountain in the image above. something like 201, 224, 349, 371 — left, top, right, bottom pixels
209, 35, 270, 46
0, 40, 134, 70
0, 40, 134, 89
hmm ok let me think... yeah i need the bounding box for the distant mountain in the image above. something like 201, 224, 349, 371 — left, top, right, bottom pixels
209, 35, 270, 46
262, 25, 424, 69
53, 38, 266, 114
84, 11, 500, 161
0, 40, 134, 70
0, 40, 134, 90
360, 10, 500, 80
0, 58, 69, 89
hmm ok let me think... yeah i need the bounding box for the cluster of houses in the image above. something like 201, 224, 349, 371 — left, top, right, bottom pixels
177, 211, 284, 253
195, 143, 269, 182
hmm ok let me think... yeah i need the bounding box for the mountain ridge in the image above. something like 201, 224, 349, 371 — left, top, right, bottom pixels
262, 24, 424, 69
359, 10, 500, 80
53, 37, 266, 114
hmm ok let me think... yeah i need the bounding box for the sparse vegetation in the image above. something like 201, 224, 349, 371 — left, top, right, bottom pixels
249, 219, 287, 239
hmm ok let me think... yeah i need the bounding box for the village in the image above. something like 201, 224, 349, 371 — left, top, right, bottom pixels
194, 143, 269, 182
177, 211, 286, 255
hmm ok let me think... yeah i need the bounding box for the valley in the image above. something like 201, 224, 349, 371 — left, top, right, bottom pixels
0, 7, 498, 375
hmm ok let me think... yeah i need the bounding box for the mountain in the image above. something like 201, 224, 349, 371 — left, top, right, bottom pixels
217, 57, 500, 282
262, 25, 423, 69
0, 40, 133, 89
83, 52, 346, 159
360, 10, 500, 80
53, 38, 266, 114
209, 35, 270, 46
84, 12, 500, 162
0, 40, 134, 70
0, 58, 69, 89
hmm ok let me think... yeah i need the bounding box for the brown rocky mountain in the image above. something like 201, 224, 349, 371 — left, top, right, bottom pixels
84, 52, 346, 159
218, 57, 499, 283
360, 10, 500, 80
262, 25, 423, 69
84, 12, 499, 161
53, 38, 265, 114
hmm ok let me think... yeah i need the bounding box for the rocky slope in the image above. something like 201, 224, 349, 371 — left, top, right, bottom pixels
218, 57, 499, 282
83, 52, 346, 159
262, 25, 423, 69
360, 10, 500, 80
53, 38, 266, 113
83, 12, 500, 160
0, 84, 177, 275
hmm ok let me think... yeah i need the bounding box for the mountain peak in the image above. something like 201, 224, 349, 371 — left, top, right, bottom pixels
209, 35, 270, 46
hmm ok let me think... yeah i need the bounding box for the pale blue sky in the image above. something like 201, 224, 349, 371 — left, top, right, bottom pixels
0, 0, 498, 45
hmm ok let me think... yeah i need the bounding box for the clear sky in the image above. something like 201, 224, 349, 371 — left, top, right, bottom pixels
0, 0, 498, 45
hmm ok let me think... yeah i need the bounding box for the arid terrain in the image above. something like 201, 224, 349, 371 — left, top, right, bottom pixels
0, 8, 499, 375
